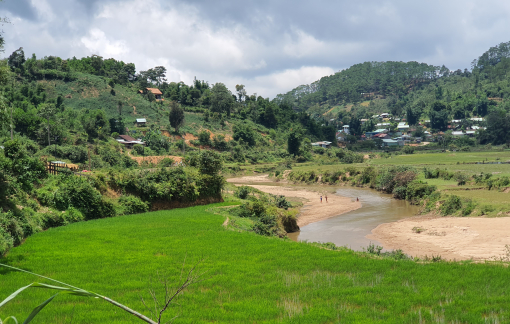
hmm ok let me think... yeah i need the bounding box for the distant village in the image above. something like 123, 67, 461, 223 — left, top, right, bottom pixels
313, 113, 486, 149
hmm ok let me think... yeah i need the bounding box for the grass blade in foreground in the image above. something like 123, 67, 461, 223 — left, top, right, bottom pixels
0, 260, 205, 324
1, 316, 19, 324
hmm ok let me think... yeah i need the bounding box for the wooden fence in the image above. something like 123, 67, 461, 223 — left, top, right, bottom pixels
46, 161, 79, 175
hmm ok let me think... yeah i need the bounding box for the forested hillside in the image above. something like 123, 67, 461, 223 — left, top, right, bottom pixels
276, 41, 510, 131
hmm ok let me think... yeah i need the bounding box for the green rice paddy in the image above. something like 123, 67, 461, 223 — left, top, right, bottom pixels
2, 204, 510, 323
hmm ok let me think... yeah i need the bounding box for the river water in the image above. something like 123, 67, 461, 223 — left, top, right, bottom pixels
287, 187, 420, 251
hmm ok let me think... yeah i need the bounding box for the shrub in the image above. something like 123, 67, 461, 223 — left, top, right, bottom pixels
212, 135, 229, 151
440, 195, 462, 216
402, 146, 415, 154
198, 130, 211, 146
462, 200, 476, 216
158, 157, 175, 167
37, 174, 116, 220
456, 173, 468, 186
118, 195, 149, 215
481, 205, 495, 215
43, 207, 84, 228
253, 214, 285, 237
235, 186, 251, 199
393, 186, 407, 200
133, 144, 144, 155
0, 224, 14, 256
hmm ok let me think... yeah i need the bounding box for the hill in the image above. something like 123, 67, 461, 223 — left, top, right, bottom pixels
275, 41, 510, 124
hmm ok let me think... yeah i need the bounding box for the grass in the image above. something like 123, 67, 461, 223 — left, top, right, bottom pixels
2, 204, 510, 323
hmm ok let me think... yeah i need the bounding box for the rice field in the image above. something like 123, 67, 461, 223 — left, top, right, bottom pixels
1, 204, 510, 323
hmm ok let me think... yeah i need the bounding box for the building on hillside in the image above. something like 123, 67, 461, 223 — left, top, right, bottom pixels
360, 119, 368, 125
312, 141, 332, 148
380, 113, 390, 118
116, 134, 145, 149
382, 139, 401, 147
374, 133, 391, 140
452, 131, 464, 137
139, 88, 164, 101
365, 128, 388, 138
342, 125, 350, 134
397, 122, 410, 133
376, 123, 390, 128
135, 118, 147, 127
466, 130, 476, 137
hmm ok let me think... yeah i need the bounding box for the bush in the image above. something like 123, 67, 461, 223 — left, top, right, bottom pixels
118, 195, 149, 215
159, 157, 175, 167
253, 213, 285, 237
198, 130, 211, 146
133, 144, 144, 155
456, 173, 468, 186
235, 186, 251, 199
43, 207, 84, 228
36, 174, 116, 220
0, 225, 14, 256
440, 195, 462, 216
402, 146, 415, 154
212, 135, 229, 151
462, 200, 476, 216
481, 205, 495, 215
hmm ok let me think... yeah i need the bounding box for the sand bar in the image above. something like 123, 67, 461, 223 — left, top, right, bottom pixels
368, 215, 510, 261
228, 176, 361, 227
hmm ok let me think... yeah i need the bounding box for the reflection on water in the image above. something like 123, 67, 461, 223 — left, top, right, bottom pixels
287, 187, 420, 251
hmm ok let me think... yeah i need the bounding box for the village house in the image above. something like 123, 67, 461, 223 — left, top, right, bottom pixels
312, 141, 332, 148
397, 122, 410, 133
382, 139, 401, 147
135, 118, 147, 127
116, 134, 145, 149
139, 88, 164, 101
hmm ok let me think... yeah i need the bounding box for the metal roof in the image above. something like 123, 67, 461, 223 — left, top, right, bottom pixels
136, 118, 147, 123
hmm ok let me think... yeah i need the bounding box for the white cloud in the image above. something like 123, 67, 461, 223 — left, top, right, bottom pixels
80, 28, 129, 57
3, 0, 510, 99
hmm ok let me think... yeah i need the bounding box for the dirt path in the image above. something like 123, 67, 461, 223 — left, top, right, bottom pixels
228, 176, 361, 227
368, 215, 510, 261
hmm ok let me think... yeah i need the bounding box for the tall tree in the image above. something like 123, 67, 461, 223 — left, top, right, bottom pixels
37, 103, 57, 146
210, 83, 234, 116
169, 101, 185, 133
235, 84, 246, 102
287, 129, 302, 156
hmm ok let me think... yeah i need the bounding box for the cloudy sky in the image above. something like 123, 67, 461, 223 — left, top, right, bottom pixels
1, 0, 510, 98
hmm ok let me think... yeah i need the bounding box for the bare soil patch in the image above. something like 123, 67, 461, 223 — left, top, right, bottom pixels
130, 155, 183, 165
368, 215, 510, 261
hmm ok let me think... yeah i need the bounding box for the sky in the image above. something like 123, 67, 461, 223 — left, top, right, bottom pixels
1, 0, 510, 98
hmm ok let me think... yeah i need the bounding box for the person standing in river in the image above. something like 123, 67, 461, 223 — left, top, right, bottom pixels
320, 195, 322, 203
325, 194, 328, 203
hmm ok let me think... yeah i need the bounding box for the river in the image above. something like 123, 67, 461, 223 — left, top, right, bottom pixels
287, 187, 420, 251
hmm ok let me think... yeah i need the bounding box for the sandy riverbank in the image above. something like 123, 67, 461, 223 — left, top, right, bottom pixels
368, 215, 510, 261
228, 176, 361, 227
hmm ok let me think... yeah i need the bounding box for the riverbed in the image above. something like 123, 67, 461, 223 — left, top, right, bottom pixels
287, 187, 420, 251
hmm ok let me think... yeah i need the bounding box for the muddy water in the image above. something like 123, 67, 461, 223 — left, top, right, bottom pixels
288, 187, 420, 251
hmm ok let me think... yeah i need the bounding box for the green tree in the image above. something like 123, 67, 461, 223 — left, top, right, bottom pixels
287, 129, 302, 156
210, 83, 234, 116
81, 109, 110, 141
429, 101, 449, 131
169, 101, 185, 133
37, 103, 58, 146
233, 124, 256, 146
